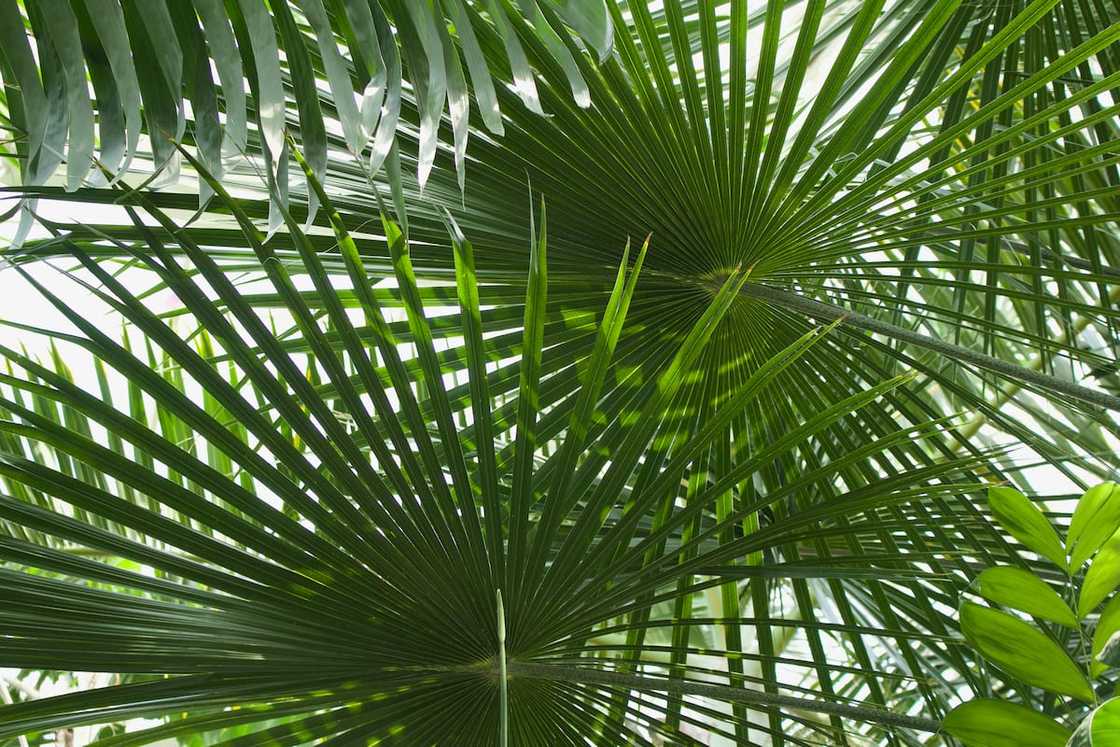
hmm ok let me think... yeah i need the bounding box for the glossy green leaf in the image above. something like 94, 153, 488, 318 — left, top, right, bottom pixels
960, 602, 1093, 702
988, 486, 1067, 570
971, 567, 1077, 628
1068, 698, 1120, 747
519, 0, 590, 108
485, 0, 544, 114
401, 0, 447, 190
444, 0, 502, 135
302, 0, 369, 155
435, 2, 470, 192
1092, 595, 1120, 676
942, 699, 1070, 747
1068, 483, 1120, 570
81, 0, 142, 175
190, 0, 246, 160
35, 0, 94, 191
236, 0, 288, 164
1080, 532, 1120, 619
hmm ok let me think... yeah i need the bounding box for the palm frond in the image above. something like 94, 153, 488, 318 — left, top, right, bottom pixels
0, 174, 992, 743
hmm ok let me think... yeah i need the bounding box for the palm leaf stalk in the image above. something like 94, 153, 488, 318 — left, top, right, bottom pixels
0, 0, 1118, 743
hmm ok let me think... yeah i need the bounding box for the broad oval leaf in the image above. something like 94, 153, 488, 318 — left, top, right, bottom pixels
943, 699, 1070, 747
1079, 531, 1120, 618
1068, 698, 1120, 747
960, 602, 1093, 702
971, 567, 1077, 628
1068, 483, 1120, 570
988, 486, 1067, 570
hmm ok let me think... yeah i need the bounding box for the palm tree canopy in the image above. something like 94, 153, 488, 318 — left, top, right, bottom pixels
0, 0, 1118, 744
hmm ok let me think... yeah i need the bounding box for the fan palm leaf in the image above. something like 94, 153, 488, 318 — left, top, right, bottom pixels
0, 167, 977, 743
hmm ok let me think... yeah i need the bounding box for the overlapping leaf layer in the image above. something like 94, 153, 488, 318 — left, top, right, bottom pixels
1, 0, 1118, 744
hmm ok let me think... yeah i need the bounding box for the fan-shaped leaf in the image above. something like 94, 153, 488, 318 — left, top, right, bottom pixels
3, 0, 1120, 742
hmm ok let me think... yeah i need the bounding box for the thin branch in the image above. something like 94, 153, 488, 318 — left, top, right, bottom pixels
743, 283, 1120, 412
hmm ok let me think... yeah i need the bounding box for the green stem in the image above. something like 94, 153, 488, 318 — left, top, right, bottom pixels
497, 589, 508, 747
1068, 575, 1097, 705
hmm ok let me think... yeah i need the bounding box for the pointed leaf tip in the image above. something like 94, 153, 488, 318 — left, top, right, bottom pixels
970, 567, 1077, 628
496, 588, 506, 643
1068, 483, 1120, 570
988, 486, 1067, 571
